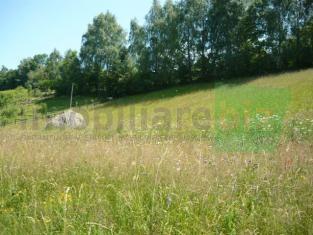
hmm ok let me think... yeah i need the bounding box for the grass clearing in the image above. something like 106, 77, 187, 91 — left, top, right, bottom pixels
1, 70, 313, 233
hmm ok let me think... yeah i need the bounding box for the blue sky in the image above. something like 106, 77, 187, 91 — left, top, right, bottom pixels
0, 0, 165, 69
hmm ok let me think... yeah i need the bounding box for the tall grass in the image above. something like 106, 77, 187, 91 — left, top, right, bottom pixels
0, 132, 312, 234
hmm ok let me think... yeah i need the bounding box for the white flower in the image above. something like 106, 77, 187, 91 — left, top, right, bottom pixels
166, 195, 172, 207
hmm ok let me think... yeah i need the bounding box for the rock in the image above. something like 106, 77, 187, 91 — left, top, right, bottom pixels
46, 110, 86, 129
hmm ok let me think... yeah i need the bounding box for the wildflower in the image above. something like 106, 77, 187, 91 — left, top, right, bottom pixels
42, 216, 51, 224
1, 208, 14, 213
132, 174, 139, 181
27, 216, 36, 224
166, 195, 172, 208
245, 160, 252, 167
59, 188, 72, 203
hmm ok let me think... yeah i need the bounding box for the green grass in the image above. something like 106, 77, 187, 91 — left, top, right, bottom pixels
0, 135, 312, 234
18, 69, 313, 146
1, 69, 313, 234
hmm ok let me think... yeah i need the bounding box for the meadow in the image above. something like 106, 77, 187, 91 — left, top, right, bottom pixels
0, 70, 313, 234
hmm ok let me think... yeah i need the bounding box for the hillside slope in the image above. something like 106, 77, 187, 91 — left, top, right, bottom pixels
58, 69, 313, 133
2, 69, 312, 151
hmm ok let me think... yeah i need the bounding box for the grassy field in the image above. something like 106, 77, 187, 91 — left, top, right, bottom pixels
0, 70, 313, 234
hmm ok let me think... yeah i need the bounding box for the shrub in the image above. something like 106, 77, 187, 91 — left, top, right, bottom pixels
0, 87, 29, 125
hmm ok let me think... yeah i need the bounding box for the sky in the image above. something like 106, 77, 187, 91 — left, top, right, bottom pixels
0, 0, 165, 69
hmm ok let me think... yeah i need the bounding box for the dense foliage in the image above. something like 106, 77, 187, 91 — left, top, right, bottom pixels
0, 87, 29, 125
1, 0, 313, 97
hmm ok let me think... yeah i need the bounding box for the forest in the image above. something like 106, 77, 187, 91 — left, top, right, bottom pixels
1, 0, 313, 97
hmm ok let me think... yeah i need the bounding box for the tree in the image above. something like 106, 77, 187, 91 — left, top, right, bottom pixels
27, 67, 48, 91
145, 0, 163, 83
15, 53, 48, 88
55, 50, 82, 95
129, 19, 154, 93
129, 19, 147, 69
289, 0, 313, 67
17, 58, 37, 86
159, 0, 181, 84
2, 70, 19, 91
80, 12, 126, 96
177, 0, 198, 82
106, 47, 135, 97
25, 54, 48, 90
46, 49, 62, 82
190, 0, 210, 80
208, 0, 244, 78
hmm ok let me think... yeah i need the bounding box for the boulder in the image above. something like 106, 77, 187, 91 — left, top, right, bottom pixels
46, 110, 86, 129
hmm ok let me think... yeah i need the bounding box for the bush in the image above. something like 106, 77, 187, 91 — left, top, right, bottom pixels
0, 106, 19, 125
0, 87, 29, 125
38, 103, 48, 115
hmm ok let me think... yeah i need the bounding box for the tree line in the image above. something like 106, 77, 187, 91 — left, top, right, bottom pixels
1, 0, 312, 97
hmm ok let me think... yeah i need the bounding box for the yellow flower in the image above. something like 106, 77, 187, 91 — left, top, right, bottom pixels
42, 216, 51, 224
59, 192, 72, 203
1, 208, 14, 213
301, 175, 307, 180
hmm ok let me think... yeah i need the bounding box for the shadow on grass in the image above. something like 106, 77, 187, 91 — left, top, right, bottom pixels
36, 96, 98, 113
36, 83, 216, 114
94, 82, 214, 110
35, 69, 302, 113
